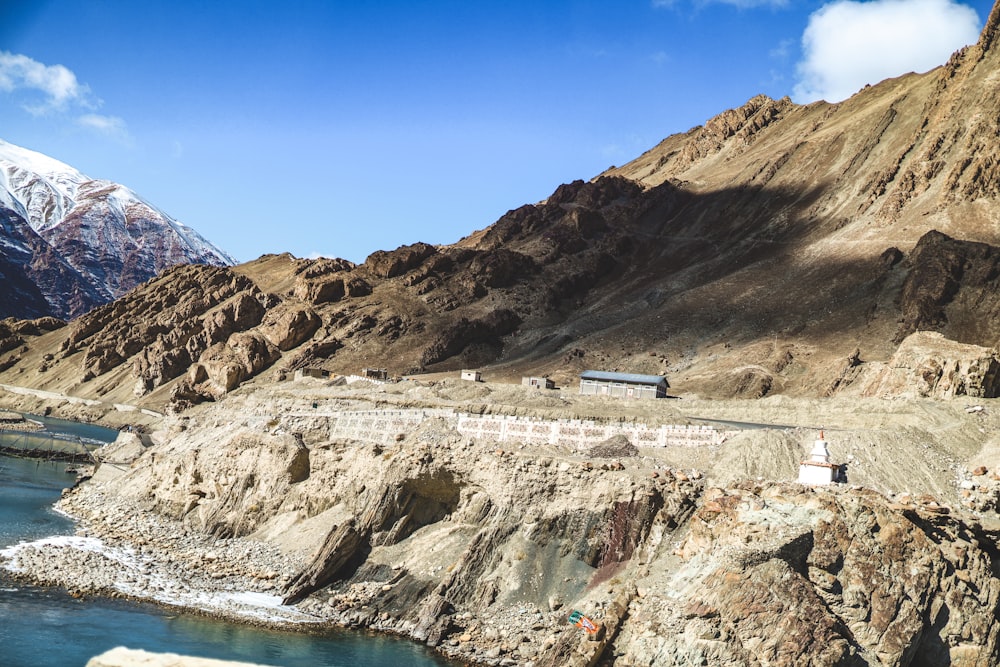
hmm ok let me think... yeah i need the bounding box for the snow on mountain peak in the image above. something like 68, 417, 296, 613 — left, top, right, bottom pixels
0, 139, 85, 184
0, 137, 236, 320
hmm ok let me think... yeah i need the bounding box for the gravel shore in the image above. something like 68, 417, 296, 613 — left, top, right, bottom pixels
0, 482, 581, 666
0, 487, 317, 628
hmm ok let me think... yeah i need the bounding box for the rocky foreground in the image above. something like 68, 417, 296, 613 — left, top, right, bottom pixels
4, 381, 1000, 666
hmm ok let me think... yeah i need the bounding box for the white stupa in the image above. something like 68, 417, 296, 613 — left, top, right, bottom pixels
798, 430, 840, 485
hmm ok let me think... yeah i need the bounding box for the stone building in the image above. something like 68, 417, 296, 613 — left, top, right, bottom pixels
578, 371, 668, 399
293, 368, 329, 381
522, 376, 555, 389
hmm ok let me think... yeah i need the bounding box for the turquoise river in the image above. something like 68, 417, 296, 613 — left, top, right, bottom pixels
0, 417, 456, 667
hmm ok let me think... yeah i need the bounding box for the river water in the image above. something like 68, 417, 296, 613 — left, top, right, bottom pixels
0, 419, 455, 667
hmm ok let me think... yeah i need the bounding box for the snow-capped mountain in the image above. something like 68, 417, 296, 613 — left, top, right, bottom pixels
0, 139, 235, 320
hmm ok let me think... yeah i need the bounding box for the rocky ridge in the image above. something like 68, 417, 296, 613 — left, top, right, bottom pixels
6, 11, 1000, 400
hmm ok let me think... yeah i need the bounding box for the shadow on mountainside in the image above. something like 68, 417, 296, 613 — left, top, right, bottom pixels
4, 174, 1000, 403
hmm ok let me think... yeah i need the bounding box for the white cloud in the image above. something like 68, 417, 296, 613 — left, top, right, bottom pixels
77, 113, 124, 133
770, 38, 794, 60
0, 51, 91, 114
0, 51, 131, 144
793, 0, 981, 103
77, 114, 132, 144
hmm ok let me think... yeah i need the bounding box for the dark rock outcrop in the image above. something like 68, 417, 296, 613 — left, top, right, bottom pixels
364, 242, 438, 279
420, 309, 522, 367
897, 230, 1000, 343
283, 520, 365, 605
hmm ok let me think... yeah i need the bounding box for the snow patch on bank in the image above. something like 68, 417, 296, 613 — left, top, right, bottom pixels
0, 534, 318, 625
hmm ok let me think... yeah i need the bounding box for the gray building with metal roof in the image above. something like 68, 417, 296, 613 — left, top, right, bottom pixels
578, 370, 668, 399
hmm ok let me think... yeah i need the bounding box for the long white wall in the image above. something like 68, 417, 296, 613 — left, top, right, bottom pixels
288, 408, 732, 449
455, 413, 731, 448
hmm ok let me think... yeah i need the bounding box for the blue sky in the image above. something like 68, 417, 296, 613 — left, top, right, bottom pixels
0, 0, 994, 263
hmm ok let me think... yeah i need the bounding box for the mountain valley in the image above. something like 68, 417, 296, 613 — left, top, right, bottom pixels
5, 4, 1000, 667
6, 10, 1000, 404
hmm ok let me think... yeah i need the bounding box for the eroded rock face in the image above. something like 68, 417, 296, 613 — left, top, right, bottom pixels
179, 333, 281, 401
117, 428, 311, 537
612, 483, 1000, 667
676, 94, 796, 167
70, 412, 701, 662
419, 309, 522, 367
258, 306, 321, 351
14, 381, 1000, 666
897, 230, 1000, 343
293, 275, 346, 305
61, 265, 269, 388
853, 331, 1000, 398
35, 401, 1000, 667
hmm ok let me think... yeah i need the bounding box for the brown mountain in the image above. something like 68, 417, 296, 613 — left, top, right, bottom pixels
5, 4, 1000, 408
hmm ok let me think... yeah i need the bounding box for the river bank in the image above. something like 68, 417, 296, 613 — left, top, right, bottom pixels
0, 400, 650, 667
0, 410, 116, 464
0, 410, 44, 432
0, 453, 459, 667
1, 498, 317, 628
1, 472, 579, 667
0, 423, 314, 629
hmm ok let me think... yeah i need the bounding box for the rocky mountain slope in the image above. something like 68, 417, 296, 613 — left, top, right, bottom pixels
4, 8, 1000, 405
0, 139, 234, 320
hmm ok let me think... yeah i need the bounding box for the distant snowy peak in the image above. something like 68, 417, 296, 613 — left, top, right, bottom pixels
0, 138, 235, 320
0, 140, 233, 261
63, 178, 237, 266
0, 139, 85, 187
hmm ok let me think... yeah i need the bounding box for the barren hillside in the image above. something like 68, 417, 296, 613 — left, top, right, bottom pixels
3, 6, 1000, 408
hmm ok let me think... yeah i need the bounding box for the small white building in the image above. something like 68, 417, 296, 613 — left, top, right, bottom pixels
461, 370, 482, 382
798, 430, 841, 485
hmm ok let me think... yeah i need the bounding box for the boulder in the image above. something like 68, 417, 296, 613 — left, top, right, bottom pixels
259, 307, 321, 351
186, 333, 281, 400
293, 275, 345, 305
